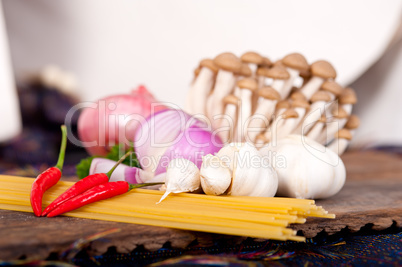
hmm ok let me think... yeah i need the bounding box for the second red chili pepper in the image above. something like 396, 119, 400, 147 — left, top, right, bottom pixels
41, 151, 133, 216
30, 125, 67, 216
46, 181, 163, 217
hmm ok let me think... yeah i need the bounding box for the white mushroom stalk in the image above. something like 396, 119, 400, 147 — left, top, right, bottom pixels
247, 86, 281, 143
260, 135, 346, 199
319, 105, 349, 145
280, 53, 309, 99
264, 108, 299, 144
293, 90, 331, 135
266, 65, 291, 99
256, 66, 270, 89
306, 114, 327, 142
327, 129, 353, 155
285, 99, 310, 135
300, 60, 337, 100
217, 94, 239, 143
186, 59, 218, 115
234, 78, 258, 142
206, 53, 242, 129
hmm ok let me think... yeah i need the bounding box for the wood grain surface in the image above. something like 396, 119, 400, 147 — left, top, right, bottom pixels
0, 150, 401, 260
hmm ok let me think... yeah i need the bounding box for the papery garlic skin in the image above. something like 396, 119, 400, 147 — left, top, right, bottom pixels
259, 135, 346, 199
200, 154, 232, 195
157, 158, 200, 203
216, 142, 278, 197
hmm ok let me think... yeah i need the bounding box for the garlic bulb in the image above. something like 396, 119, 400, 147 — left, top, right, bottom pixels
157, 158, 200, 203
200, 154, 232, 195
259, 135, 346, 199
216, 142, 278, 197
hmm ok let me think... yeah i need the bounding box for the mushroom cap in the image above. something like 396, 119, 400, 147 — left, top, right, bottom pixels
339, 87, 357, 105
311, 60, 337, 79
237, 78, 258, 91
321, 80, 343, 96
311, 90, 332, 103
200, 59, 219, 73
332, 106, 349, 119
261, 57, 272, 67
282, 109, 299, 119
266, 65, 290, 80
290, 91, 307, 101
240, 51, 264, 65
237, 64, 252, 77
335, 129, 353, 140
213, 52, 242, 72
292, 99, 310, 109
318, 114, 327, 123
256, 66, 270, 77
256, 133, 269, 143
258, 86, 281, 100
345, 114, 360, 129
223, 94, 239, 105
282, 53, 309, 71
276, 100, 291, 110
299, 68, 312, 80
273, 60, 285, 68
194, 66, 201, 77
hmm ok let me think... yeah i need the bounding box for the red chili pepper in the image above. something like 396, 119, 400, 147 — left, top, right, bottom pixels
46, 181, 163, 217
42, 151, 132, 216
30, 125, 67, 216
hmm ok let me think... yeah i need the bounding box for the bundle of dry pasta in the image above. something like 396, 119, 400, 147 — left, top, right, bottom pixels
0, 175, 334, 241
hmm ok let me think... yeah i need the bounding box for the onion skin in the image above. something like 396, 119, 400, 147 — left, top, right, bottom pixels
78, 85, 167, 156
134, 109, 223, 174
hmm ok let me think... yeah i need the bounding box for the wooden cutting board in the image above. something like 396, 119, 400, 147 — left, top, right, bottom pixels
0, 150, 401, 260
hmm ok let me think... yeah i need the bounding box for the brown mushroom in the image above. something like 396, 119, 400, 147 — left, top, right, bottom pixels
300, 60, 337, 99
206, 53, 242, 128
186, 59, 218, 115
280, 53, 309, 98
234, 78, 258, 142
247, 86, 281, 142
327, 128, 353, 155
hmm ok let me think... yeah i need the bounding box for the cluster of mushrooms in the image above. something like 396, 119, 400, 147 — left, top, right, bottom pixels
185, 52, 359, 155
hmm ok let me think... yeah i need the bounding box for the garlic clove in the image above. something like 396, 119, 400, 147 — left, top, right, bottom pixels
216, 142, 278, 197
260, 135, 346, 199
157, 158, 200, 204
228, 143, 278, 197
216, 142, 252, 171
200, 154, 232, 195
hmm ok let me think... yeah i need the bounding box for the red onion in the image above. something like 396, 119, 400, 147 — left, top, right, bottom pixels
134, 109, 222, 174
78, 85, 167, 156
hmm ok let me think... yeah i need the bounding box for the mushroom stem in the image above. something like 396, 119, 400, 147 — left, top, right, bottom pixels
280, 53, 309, 99
327, 129, 353, 155
247, 87, 280, 142
189, 67, 216, 115
306, 115, 326, 142
293, 91, 332, 135
207, 70, 236, 126
300, 76, 324, 99
217, 95, 239, 143
206, 53, 242, 129
280, 68, 299, 99
299, 60, 337, 100
234, 78, 258, 142
264, 109, 298, 143
319, 106, 349, 145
